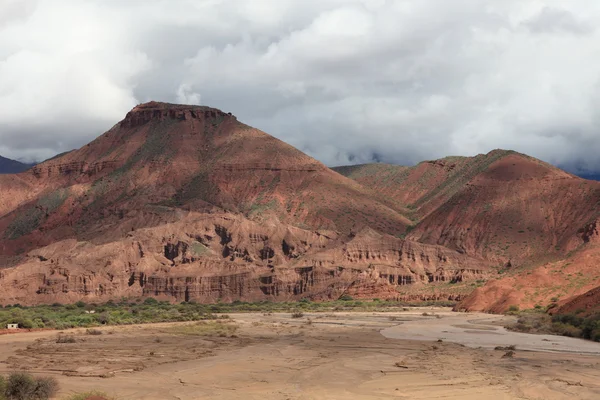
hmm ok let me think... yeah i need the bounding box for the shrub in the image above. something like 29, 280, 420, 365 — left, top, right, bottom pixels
62, 390, 111, 400
3, 372, 56, 400
5, 372, 36, 400
338, 294, 353, 301
291, 311, 304, 319
507, 305, 519, 312
31, 376, 58, 399
502, 350, 515, 358
85, 329, 102, 335
56, 335, 76, 343
551, 323, 581, 337
494, 345, 516, 351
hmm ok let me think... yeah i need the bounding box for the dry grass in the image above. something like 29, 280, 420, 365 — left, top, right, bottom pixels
63, 390, 114, 400
164, 321, 237, 337
56, 335, 76, 343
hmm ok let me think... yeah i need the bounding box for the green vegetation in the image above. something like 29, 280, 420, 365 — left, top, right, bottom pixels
0, 372, 58, 400
505, 308, 600, 342
0, 299, 456, 330
190, 242, 210, 256
4, 189, 69, 240
4, 208, 44, 240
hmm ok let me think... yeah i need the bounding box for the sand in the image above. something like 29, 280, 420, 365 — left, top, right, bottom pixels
0, 308, 599, 399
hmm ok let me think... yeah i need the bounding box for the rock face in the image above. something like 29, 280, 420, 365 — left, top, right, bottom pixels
1, 101, 598, 307
0, 213, 490, 305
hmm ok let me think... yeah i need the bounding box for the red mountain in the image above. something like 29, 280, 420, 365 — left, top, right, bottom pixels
3, 101, 598, 309
0, 102, 487, 305
336, 152, 600, 312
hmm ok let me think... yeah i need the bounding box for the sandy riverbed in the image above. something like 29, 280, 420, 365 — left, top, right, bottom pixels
0, 308, 599, 399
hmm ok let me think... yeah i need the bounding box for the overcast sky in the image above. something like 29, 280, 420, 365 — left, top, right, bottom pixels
1, 0, 600, 172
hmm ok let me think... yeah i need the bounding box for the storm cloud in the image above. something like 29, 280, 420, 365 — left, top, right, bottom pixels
1, 0, 599, 173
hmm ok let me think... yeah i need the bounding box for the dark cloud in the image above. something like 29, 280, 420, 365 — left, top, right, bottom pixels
0, 0, 599, 174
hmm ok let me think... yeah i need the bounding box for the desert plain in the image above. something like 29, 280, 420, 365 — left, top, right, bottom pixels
0, 308, 599, 399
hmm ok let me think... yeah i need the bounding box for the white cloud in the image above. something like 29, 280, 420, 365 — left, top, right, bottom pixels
0, 0, 599, 173
176, 84, 201, 105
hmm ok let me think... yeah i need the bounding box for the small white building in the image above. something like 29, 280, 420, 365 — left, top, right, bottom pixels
6, 324, 18, 329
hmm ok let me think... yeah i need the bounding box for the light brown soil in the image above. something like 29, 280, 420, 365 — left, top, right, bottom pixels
0, 310, 599, 399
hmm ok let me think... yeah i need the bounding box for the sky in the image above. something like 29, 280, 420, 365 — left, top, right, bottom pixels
1, 0, 600, 173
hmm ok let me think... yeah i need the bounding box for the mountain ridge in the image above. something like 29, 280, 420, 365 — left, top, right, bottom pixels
0, 101, 598, 310
0, 155, 35, 174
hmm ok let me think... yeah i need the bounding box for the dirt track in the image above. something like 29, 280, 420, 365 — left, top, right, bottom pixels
1, 309, 599, 399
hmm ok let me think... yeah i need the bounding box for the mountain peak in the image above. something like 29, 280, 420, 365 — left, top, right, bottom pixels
121, 101, 236, 129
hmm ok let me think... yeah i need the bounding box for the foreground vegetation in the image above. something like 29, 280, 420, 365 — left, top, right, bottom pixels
505, 308, 600, 342
0, 298, 456, 330
0, 372, 58, 400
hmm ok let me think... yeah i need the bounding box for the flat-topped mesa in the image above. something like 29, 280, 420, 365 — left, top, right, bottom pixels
120, 101, 237, 129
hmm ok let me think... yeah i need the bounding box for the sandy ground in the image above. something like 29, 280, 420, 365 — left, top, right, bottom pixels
0, 308, 599, 399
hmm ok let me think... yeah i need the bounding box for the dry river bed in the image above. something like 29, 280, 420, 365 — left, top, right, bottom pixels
0, 308, 599, 399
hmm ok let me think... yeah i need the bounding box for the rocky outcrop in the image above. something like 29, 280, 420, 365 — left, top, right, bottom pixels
0, 212, 490, 305
119, 101, 236, 129
31, 160, 121, 179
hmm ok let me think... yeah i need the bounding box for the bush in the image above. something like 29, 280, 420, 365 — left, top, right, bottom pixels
31, 376, 58, 399
507, 305, 519, 312
56, 335, 76, 343
64, 391, 111, 400
5, 372, 36, 400
85, 329, 102, 335
291, 311, 304, 318
551, 322, 581, 337
3, 372, 57, 400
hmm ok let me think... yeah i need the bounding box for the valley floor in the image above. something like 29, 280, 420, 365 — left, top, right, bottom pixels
0, 309, 599, 399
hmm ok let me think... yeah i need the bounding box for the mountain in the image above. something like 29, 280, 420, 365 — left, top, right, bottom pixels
1, 102, 598, 308
0, 102, 486, 305
0, 155, 35, 174
335, 153, 600, 312
577, 173, 600, 181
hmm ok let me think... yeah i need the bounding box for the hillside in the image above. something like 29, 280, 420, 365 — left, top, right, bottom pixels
335, 153, 600, 312
0, 102, 488, 305
336, 152, 600, 263
0, 155, 34, 174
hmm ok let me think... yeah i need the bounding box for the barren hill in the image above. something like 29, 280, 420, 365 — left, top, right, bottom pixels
0, 102, 486, 305
336, 152, 600, 312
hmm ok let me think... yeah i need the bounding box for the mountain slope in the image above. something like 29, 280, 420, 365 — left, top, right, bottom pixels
458, 218, 600, 313
335, 151, 600, 264
0, 102, 488, 305
0, 155, 34, 174
0, 102, 410, 254
336, 152, 600, 312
